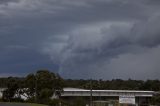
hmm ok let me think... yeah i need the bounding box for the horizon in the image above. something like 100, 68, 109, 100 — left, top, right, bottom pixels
0, 71, 160, 81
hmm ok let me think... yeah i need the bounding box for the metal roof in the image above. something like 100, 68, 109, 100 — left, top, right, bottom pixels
63, 88, 154, 93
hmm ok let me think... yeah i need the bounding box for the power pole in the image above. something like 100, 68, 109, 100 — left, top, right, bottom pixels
90, 79, 93, 106
35, 74, 38, 103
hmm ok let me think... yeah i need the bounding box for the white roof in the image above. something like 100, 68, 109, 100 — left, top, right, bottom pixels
63, 87, 87, 91
63, 88, 154, 93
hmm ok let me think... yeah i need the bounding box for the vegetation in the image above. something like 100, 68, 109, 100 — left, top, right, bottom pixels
0, 70, 160, 105
0, 102, 48, 106
0, 70, 64, 106
63, 79, 160, 91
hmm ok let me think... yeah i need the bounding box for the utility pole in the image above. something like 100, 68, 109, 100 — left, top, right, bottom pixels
90, 79, 93, 106
35, 74, 38, 103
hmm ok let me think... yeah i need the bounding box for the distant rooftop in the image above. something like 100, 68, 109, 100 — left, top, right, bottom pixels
62, 88, 155, 97
63, 87, 87, 91
63, 87, 154, 93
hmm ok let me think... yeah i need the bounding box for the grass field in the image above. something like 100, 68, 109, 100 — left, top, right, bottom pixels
0, 102, 48, 106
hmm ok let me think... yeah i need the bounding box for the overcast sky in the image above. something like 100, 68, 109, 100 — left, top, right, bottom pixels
0, 0, 160, 79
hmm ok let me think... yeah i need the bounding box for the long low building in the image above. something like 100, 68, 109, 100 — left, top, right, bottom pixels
62, 88, 154, 97
60, 88, 155, 106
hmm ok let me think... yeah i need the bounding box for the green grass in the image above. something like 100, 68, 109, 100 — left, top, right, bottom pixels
0, 102, 48, 106
28, 103, 48, 106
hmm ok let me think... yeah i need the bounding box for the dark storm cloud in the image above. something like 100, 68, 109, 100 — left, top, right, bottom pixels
57, 17, 160, 79
0, 0, 160, 79
0, 0, 19, 4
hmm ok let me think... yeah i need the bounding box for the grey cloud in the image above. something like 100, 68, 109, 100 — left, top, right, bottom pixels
0, 0, 160, 79
0, 0, 19, 4
131, 15, 160, 47
54, 14, 160, 79
106, 46, 160, 79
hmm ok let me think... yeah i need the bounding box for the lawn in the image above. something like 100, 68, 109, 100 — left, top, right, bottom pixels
0, 102, 48, 106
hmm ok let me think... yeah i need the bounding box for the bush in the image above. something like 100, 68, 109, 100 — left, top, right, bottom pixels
49, 99, 70, 106
48, 99, 59, 106
73, 97, 86, 106
26, 97, 35, 103
11, 97, 24, 102
0, 98, 3, 102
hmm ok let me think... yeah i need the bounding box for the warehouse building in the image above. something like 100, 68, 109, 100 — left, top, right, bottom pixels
60, 88, 155, 106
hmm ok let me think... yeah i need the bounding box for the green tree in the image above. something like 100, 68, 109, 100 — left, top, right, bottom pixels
35, 70, 57, 104
54, 74, 64, 98
2, 77, 19, 102
24, 74, 36, 101
39, 88, 53, 104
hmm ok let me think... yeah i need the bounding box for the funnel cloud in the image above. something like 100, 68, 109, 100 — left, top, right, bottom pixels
0, 0, 160, 79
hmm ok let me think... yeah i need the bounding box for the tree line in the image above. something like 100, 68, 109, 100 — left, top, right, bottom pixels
64, 79, 160, 91
0, 70, 64, 105
0, 70, 160, 105
1, 77, 160, 91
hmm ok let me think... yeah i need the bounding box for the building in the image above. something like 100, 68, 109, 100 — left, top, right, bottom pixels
60, 88, 155, 106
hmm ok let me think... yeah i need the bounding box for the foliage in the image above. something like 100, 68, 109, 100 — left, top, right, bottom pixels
1, 70, 160, 105
151, 95, 160, 105
1, 70, 64, 105
64, 79, 160, 91
0, 103, 47, 106
25, 74, 36, 100
2, 77, 19, 102
38, 88, 53, 104
35, 70, 56, 104
48, 99, 70, 106
72, 97, 87, 106
48, 99, 59, 106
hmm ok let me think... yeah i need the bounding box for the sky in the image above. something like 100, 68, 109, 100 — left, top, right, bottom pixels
0, 0, 160, 80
